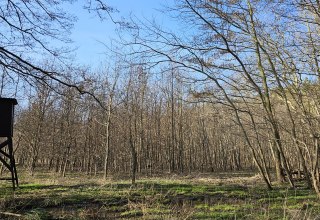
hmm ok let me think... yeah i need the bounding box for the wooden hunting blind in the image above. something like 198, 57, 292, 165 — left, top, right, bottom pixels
0, 98, 17, 137
0, 97, 18, 189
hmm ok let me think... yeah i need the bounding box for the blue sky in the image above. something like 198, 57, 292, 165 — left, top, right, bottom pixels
66, 0, 173, 68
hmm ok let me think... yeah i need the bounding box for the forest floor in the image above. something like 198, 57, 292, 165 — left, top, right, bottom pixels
0, 171, 319, 219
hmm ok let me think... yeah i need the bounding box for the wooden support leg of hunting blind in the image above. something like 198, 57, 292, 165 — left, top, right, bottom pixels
0, 137, 18, 190
8, 137, 18, 189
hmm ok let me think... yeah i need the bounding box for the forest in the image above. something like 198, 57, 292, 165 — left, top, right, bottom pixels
1, 0, 320, 219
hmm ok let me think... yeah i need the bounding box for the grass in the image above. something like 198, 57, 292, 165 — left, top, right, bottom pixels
0, 171, 320, 219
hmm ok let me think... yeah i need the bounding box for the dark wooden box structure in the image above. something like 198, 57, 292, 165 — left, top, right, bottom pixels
0, 98, 17, 137
0, 98, 18, 189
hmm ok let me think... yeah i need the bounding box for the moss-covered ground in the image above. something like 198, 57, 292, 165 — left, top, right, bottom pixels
0, 172, 319, 219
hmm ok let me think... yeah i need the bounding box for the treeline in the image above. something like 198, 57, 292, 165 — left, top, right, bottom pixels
12, 67, 255, 181
9, 62, 320, 193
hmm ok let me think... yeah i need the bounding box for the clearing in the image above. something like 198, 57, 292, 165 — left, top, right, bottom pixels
0, 172, 319, 219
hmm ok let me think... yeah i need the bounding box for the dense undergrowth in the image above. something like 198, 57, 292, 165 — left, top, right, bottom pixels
0, 172, 319, 219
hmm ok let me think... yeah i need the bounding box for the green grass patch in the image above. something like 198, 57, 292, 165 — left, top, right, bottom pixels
193, 210, 240, 219
1, 172, 320, 219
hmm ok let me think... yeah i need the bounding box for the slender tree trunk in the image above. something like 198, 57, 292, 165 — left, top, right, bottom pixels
103, 96, 112, 180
